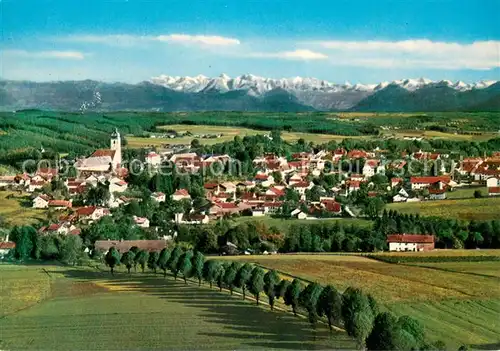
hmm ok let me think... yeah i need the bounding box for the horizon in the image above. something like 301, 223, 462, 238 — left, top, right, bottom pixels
1, 0, 499, 84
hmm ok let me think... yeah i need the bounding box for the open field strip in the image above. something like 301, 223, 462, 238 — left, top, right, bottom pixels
447, 186, 488, 199
386, 197, 500, 220
0, 264, 355, 350
0, 191, 46, 226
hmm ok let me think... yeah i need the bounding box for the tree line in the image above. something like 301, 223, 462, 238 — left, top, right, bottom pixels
102, 245, 451, 350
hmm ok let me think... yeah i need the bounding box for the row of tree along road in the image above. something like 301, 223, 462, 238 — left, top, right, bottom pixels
104, 246, 453, 350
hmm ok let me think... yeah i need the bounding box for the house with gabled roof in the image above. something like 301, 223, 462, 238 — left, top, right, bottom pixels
32, 194, 51, 209
387, 234, 435, 252
172, 189, 191, 201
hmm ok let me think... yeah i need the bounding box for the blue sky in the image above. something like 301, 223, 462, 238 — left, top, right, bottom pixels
1, 0, 499, 83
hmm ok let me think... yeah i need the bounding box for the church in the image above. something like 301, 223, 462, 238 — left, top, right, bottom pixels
75, 129, 122, 174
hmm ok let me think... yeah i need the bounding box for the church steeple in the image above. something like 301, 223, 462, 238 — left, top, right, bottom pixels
110, 128, 122, 169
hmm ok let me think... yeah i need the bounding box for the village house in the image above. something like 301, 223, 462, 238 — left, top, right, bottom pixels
174, 213, 210, 224
32, 194, 51, 209
0, 175, 17, 188
48, 200, 73, 210
76, 206, 110, 222
387, 234, 435, 252
133, 216, 150, 228
0, 238, 15, 258
145, 151, 162, 167
291, 181, 313, 195
393, 188, 410, 203
362, 159, 385, 178
151, 192, 166, 203
109, 178, 128, 193
391, 178, 403, 188
28, 180, 46, 193
172, 189, 191, 201
410, 176, 451, 190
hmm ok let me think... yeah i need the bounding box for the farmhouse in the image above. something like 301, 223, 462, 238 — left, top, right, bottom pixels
387, 234, 435, 252
172, 189, 191, 201
0, 239, 15, 258
32, 194, 51, 208
410, 176, 451, 190
95, 239, 167, 253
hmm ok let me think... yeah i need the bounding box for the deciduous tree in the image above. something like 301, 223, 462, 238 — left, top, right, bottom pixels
299, 282, 323, 328
263, 269, 280, 310
120, 250, 135, 274
235, 263, 253, 299
147, 251, 159, 273
191, 251, 205, 286
317, 285, 342, 332
284, 279, 302, 316
247, 266, 265, 305
105, 247, 121, 275
167, 246, 183, 280
135, 249, 149, 273
157, 248, 171, 277
177, 250, 194, 284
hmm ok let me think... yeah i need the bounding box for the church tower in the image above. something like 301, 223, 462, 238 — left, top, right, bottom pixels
110, 128, 122, 169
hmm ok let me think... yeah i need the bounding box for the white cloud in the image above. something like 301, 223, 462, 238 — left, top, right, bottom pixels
2, 50, 85, 60
316, 40, 500, 70
155, 34, 240, 46
58, 33, 240, 47
250, 49, 328, 60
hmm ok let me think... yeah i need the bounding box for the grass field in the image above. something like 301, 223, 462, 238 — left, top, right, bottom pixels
220, 254, 500, 348
0, 264, 355, 350
387, 197, 500, 220
126, 124, 369, 148
0, 191, 46, 226
380, 130, 499, 141
230, 216, 373, 231
447, 186, 488, 199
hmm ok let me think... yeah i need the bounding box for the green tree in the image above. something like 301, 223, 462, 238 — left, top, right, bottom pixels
167, 246, 183, 280
318, 285, 342, 332
147, 251, 159, 273
157, 248, 171, 277
235, 263, 253, 299
191, 251, 205, 286
120, 251, 136, 274
341, 287, 375, 348
366, 312, 399, 350
60, 235, 83, 265
177, 250, 194, 284
284, 278, 302, 316
135, 249, 149, 273
216, 262, 226, 292
299, 282, 324, 328
275, 279, 290, 301
11, 226, 36, 260
223, 262, 240, 295
398, 315, 425, 348
203, 260, 221, 288
263, 270, 280, 310
247, 266, 265, 305
105, 247, 121, 275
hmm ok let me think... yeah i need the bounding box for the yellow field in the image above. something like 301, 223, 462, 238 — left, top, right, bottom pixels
219, 254, 500, 303
126, 124, 366, 148
0, 191, 46, 226
218, 254, 500, 347
387, 197, 500, 220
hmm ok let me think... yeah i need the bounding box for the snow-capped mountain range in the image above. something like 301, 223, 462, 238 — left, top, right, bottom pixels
151, 74, 497, 94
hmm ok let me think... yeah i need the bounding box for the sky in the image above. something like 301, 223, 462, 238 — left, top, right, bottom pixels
1, 0, 499, 84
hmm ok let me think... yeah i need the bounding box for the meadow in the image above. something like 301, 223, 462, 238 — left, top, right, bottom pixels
0, 264, 355, 350
386, 197, 500, 220
0, 191, 46, 226
220, 253, 500, 349
230, 216, 373, 231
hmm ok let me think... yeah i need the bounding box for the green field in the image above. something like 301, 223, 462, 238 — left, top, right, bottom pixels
0, 264, 355, 350
221, 254, 500, 348
447, 187, 488, 199
126, 124, 368, 148
0, 191, 46, 226
387, 197, 500, 220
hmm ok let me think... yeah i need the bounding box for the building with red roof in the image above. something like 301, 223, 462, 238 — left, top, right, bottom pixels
387, 234, 435, 251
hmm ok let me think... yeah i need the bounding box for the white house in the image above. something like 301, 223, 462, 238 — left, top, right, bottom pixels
146, 152, 162, 167
151, 192, 166, 203
76, 206, 110, 222
291, 181, 313, 195
172, 189, 191, 201
133, 216, 150, 228
387, 234, 435, 252
32, 195, 51, 209
486, 177, 500, 188
393, 188, 409, 203
109, 178, 128, 193
174, 213, 209, 224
